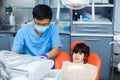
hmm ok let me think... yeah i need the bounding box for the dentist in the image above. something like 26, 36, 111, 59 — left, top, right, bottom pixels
11, 4, 61, 59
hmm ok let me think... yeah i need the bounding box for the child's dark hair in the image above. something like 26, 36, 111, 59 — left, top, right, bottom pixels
72, 43, 90, 63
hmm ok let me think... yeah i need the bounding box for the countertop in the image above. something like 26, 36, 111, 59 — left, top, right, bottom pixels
0, 27, 70, 35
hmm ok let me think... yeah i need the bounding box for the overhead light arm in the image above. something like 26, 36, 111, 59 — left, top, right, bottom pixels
92, 0, 95, 20
56, 0, 61, 20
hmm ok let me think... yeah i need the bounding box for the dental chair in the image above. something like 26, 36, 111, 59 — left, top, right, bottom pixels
54, 40, 102, 80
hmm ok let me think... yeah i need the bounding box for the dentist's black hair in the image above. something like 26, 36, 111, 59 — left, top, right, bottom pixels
32, 4, 52, 20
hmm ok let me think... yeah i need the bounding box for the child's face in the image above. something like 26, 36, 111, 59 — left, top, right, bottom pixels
72, 52, 85, 63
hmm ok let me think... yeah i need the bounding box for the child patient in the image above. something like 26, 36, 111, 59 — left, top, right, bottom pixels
62, 43, 97, 80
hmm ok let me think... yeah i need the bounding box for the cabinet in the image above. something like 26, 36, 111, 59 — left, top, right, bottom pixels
71, 24, 113, 34
0, 33, 14, 50
71, 2, 114, 80
60, 34, 70, 53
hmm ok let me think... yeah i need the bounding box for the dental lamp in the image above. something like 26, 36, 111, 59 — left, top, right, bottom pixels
61, 0, 89, 10
56, 0, 95, 20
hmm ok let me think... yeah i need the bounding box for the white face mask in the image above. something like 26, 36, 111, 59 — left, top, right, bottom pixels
34, 24, 49, 33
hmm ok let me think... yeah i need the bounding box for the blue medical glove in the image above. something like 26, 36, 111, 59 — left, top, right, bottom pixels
41, 54, 48, 59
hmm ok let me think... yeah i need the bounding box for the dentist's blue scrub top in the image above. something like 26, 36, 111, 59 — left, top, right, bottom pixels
11, 21, 61, 56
